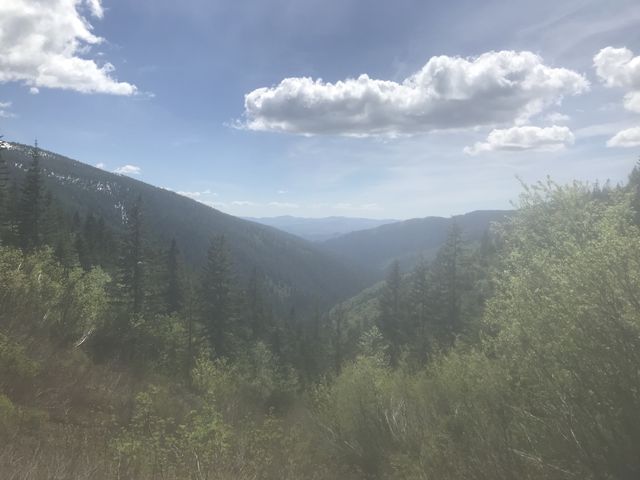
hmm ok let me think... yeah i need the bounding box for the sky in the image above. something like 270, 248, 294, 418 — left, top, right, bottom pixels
1, 0, 640, 219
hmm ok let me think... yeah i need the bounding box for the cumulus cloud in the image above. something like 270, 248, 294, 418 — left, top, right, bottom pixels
0, 101, 14, 118
95, 162, 106, 169
0, 0, 136, 95
242, 50, 588, 137
545, 112, 570, 124
114, 165, 141, 175
464, 125, 575, 155
606, 126, 640, 148
594, 47, 640, 113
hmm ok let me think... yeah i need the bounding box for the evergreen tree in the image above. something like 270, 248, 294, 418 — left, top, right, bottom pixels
331, 306, 346, 375
377, 260, 404, 366
40, 190, 56, 246
244, 267, 272, 342
0, 138, 9, 242
165, 238, 183, 314
628, 159, 640, 224
119, 196, 145, 314
406, 259, 432, 363
431, 222, 468, 347
200, 234, 234, 357
5, 181, 20, 246
18, 141, 44, 251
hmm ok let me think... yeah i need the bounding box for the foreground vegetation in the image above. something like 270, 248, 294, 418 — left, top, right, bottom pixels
1, 143, 639, 478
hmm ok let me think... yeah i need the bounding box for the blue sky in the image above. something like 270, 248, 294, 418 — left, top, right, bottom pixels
1, 0, 640, 219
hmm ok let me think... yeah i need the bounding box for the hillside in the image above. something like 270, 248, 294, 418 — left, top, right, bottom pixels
244, 215, 398, 242
321, 210, 510, 273
2, 142, 373, 310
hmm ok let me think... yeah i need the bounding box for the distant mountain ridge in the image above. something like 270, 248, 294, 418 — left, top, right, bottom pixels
320, 210, 511, 274
2, 142, 374, 311
244, 215, 398, 242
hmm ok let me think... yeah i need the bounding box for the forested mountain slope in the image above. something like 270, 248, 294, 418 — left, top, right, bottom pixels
321, 209, 510, 272
3, 137, 640, 479
245, 215, 398, 242
2, 142, 373, 309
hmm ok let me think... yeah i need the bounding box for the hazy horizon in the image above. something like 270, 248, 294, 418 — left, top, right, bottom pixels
1, 0, 639, 219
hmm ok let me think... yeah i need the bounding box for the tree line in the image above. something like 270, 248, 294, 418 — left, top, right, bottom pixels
2, 138, 640, 479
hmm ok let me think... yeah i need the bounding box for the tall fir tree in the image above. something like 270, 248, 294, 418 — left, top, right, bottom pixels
431, 221, 468, 347
245, 266, 273, 342
406, 259, 433, 363
331, 306, 346, 375
119, 196, 145, 314
628, 159, 640, 225
0, 138, 9, 243
377, 259, 404, 366
165, 238, 183, 314
5, 181, 20, 246
200, 234, 235, 357
19, 141, 44, 251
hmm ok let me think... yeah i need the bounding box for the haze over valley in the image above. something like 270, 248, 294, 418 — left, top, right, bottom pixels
1, 0, 640, 478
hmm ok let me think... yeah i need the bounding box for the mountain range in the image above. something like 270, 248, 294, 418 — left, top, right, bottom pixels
320, 210, 511, 273
244, 215, 398, 242
2, 141, 509, 310
2, 142, 373, 312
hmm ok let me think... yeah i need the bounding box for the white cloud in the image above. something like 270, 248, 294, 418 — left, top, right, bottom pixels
95, 162, 106, 169
0, 101, 14, 118
464, 125, 575, 155
243, 50, 588, 137
606, 126, 640, 148
231, 200, 257, 206
594, 47, 640, 113
0, 0, 136, 95
176, 189, 217, 200
545, 112, 570, 124
114, 164, 141, 175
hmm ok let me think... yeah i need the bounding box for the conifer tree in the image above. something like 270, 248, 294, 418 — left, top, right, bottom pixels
628, 159, 640, 224
200, 234, 234, 357
5, 181, 20, 246
431, 222, 468, 346
119, 196, 145, 314
377, 260, 404, 366
331, 306, 346, 375
19, 141, 44, 251
406, 259, 432, 363
165, 238, 183, 314
0, 138, 9, 242
245, 267, 270, 341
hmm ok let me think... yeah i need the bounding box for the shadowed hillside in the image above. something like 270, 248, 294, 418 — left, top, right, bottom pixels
2, 142, 374, 311
321, 210, 510, 273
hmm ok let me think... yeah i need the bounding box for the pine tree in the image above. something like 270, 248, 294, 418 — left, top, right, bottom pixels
165, 238, 183, 314
5, 181, 20, 246
119, 196, 145, 314
331, 306, 346, 375
200, 234, 234, 357
0, 138, 9, 242
377, 260, 404, 366
431, 222, 468, 347
406, 259, 432, 363
628, 159, 640, 224
245, 267, 271, 341
19, 141, 44, 251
